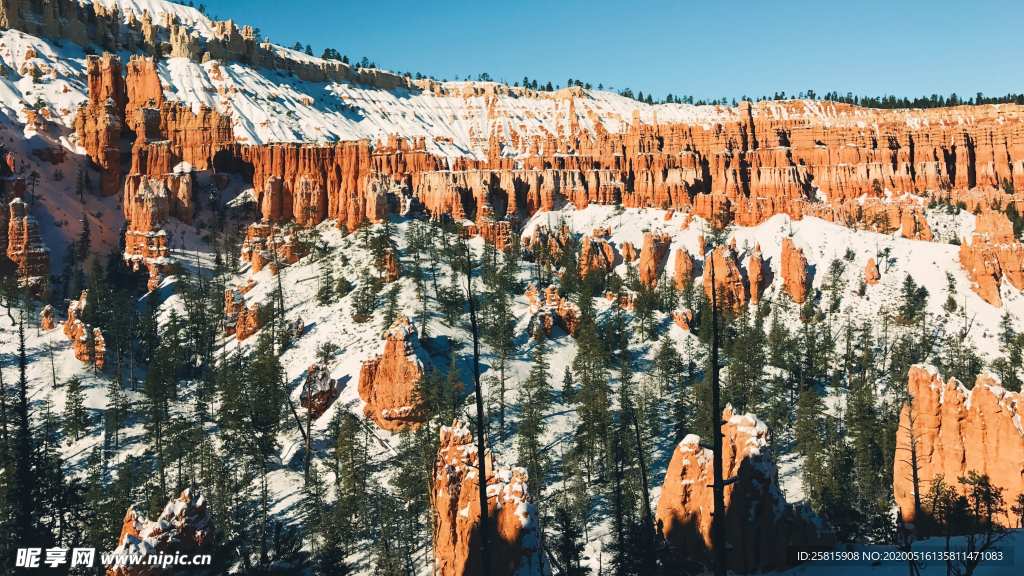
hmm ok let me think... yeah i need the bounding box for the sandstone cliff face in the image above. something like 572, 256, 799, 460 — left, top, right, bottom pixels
7, 198, 49, 288
894, 366, 1024, 528
73, 53, 125, 197
300, 363, 339, 420
673, 247, 695, 290
579, 234, 615, 277
672, 309, 693, 331
639, 231, 671, 287
656, 407, 836, 575
780, 238, 809, 304
434, 420, 551, 576
702, 246, 746, 312
358, 315, 429, 432
747, 244, 764, 304
958, 209, 1024, 307
106, 489, 215, 576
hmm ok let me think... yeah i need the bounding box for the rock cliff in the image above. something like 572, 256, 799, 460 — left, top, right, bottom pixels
434, 420, 550, 576
358, 315, 429, 432
525, 284, 581, 337
656, 407, 836, 575
780, 238, 809, 304
106, 489, 215, 576
638, 231, 671, 287
702, 246, 746, 313
300, 363, 340, 420
7, 198, 49, 289
673, 247, 695, 290
893, 365, 1024, 528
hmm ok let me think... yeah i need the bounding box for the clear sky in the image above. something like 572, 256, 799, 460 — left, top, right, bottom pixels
196, 0, 1024, 101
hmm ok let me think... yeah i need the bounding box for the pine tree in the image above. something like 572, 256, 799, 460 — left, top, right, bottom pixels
351, 267, 377, 322
561, 367, 576, 404
63, 375, 89, 442
573, 284, 612, 482
518, 330, 551, 499
795, 386, 824, 457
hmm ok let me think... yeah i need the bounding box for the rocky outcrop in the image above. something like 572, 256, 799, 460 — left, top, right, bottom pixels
234, 300, 271, 342
673, 247, 694, 290
656, 407, 836, 575
621, 241, 638, 263
7, 198, 49, 289
129, 102, 232, 176
894, 365, 1024, 528
300, 364, 339, 420
241, 221, 307, 274
780, 238, 809, 304
71, 323, 106, 371
525, 284, 581, 338
959, 210, 1024, 307
73, 53, 126, 197
122, 173, 194, 290
607, 289, 637, 311
106, 489, 215, 576
433, 420, 550, 576
64, 291, 87, 339
702, 246, 746, 313
865, 258, 880, 285
65, 292, 105, 370
639, 231, 671, 286
40, 305, 54, 331
900, 207, 933, 241
579, 234, 615, 277
747, 244, 764, 304
672, 309, 693, 331
358, 315, 430, 432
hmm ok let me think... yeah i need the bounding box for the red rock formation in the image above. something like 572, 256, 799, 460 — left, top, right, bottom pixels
69, 321, 105, 370
383, 249, 401, 282
125, 55, 164, 114
300, 363, 339, 419
129, 102, 232, 176
702, 246, 747, 312
64, 291, 87, 340
672, 309, 693, 331
959, 234, 1005, 307
607, 289, 637, 311
900, 207, 933, 241
639, 231, 671, 287
865, 258, 880, 285
358, 315, 430, 432
73, 53, 126, 197
747, 244, 764, 304
894, 365, 1024, 527
433, 420, 550, 576
780, 238, 809, 304
579, 234, 615, 277
40, 305, 54, 331
107, 489, 215, 576
673, 247, 694, 290
656, 407, 836, 575
7, 198, 49, 288
621, 241, 638, 263
235, 301, 271, 342
241, 220, 307, 274
525, 284, 581, 338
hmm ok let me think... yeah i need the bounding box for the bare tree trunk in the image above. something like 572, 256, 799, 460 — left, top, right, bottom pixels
463, 240, 492, 576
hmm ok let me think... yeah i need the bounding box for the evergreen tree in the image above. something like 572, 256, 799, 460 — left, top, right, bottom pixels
63, 375, 89, 442
518, 330, 551, 499
561, 367, 576, 404
573, 284, 612, 482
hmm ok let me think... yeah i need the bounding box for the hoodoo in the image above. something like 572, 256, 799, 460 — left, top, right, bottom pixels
358, 315, 430, 431
702, 245, 747, 312
894, 365, 1024, 527
433, 420, 550, 576
656, 407, 837, 575
780, 237, 809, 304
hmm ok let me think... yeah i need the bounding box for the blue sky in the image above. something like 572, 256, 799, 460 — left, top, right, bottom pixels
196, 0, 1024, 101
